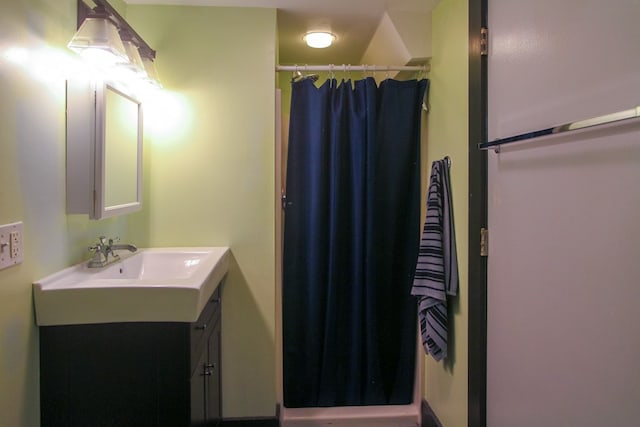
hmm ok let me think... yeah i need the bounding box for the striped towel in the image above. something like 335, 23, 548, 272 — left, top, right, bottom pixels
411, 158, 459, 361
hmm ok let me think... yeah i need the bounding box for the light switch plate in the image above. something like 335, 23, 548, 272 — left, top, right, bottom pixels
0, 222, 23, 270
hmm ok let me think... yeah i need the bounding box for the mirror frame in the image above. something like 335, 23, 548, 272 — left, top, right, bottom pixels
94, 82, 143, 219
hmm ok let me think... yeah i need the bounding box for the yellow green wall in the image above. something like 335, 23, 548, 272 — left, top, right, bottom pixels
424, 0, 469, 425
126, 5, 277, 418
1, 1, 276, 425
0, 1, 151, 426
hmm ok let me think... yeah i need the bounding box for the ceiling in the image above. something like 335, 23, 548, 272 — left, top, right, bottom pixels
126, 0, 438, 65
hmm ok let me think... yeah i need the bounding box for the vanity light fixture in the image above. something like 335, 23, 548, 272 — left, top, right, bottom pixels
67, 7, 128, 66
304, 32, 336, 49
107, 38, 146, 82
68, 0, 161, 87
118, 31, 146, 77
141, 56, 162, 88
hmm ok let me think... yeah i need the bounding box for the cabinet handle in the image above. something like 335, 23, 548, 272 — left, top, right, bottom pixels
202, 364, 215, 376
201, 362, 216, 376
211, 298, 220, 304
195, 323, 207, 330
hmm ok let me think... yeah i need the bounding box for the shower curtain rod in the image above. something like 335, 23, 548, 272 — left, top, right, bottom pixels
276, 64, 428, 73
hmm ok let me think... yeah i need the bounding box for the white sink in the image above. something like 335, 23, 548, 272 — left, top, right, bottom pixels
33, 247, 230, 326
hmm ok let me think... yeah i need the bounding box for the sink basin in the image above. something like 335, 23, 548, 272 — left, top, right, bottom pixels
33, 247, 230, 326
89, 250, 214, 281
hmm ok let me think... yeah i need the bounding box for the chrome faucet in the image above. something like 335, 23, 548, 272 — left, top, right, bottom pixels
88, 236, 137, 268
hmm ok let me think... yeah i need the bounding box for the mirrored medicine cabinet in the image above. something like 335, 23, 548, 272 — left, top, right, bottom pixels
66, 79, 143, 219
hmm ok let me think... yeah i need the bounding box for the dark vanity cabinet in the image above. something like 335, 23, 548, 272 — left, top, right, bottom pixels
40, 287, 222, 427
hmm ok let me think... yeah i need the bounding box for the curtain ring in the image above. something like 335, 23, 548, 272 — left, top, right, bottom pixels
420, 65, 428, 80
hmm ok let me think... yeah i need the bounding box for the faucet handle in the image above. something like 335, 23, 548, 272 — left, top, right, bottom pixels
89, 236, 108, 252
108, 236, 120, 245
90, 237, 102, 249
88, 242, 104, 254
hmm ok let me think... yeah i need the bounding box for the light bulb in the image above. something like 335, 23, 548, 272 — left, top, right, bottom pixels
304, 32, 335, 49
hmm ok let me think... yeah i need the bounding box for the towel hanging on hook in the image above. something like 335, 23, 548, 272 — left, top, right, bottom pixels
412, 155, 458, 361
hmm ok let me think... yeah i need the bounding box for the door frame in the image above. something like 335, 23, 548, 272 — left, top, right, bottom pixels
467, 0, 488, 426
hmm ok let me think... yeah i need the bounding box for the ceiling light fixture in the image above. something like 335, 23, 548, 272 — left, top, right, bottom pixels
304, 32, 336, 49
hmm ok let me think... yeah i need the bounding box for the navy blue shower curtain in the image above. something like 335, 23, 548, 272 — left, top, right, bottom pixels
282, 77, 429, 408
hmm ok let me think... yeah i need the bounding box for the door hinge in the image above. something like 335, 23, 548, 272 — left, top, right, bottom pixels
480, 227, 489, 257
480, 27, 488, 56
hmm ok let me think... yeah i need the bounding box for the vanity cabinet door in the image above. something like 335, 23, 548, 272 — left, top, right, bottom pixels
190, 348, 208, 425
190, 291, 221, 426
206, 320, 222, 425
40, 322, 190, 427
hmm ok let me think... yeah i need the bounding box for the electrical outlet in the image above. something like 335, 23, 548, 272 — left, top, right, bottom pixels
10, 231, 20, 258
0, 222, 23, 270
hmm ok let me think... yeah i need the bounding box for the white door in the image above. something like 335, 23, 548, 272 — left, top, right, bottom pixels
487, 1, 640, 426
